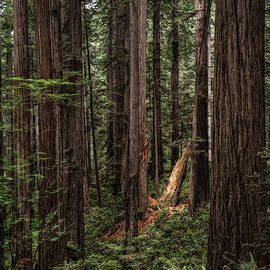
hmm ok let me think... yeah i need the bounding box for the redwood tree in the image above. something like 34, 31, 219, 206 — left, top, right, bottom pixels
113, 0, 129, 197
138, 0, 148, 214
208, 0, 266, 268
34, 0, 62, 268
171, 0, 180, 167
13, 0, 32, 268
189, 0, 211, 214
126, 0, 147, 237
107, 0, 114, 188
62, 0, 86, 258
0, 46, 5, 270
152, 0, 163, 185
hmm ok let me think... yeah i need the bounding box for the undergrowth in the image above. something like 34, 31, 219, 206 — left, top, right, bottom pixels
54, 166, 267, 270
53, 165, 211, 270
56, 204, 209, 270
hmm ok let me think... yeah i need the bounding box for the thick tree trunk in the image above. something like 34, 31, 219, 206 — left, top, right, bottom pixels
125, 0, 148, 237
34, 1, 62, 268
189, 0, 211, 215
126, 0, 140, 239
62, 0, 86, 259
152, 0, 163, 181
208, 1, 266, 268
171, 0, 180, 167
13, 1, 32, 268
113, 1, 129, 197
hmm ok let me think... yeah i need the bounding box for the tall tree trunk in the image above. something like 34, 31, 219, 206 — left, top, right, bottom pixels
189, 0, 211, 215
207, 24, 212, 162
208, 0, 266, 268
152, 0, 163, 182
107, 0, 114, 187
62, 0, 86, 259
113, 1, 129, 197
171, 0, 179, 167
5, 40, 16, 270
5, 48, 14, 187
50, 0, 70, 263
126, 0, 140, 239
138, 0, 148, 214
0, 46, 5, 270
13, 1, 32, 268
83, 4, 102, 207
126, 0, 147, 237
34, 0, 63, 268
82, 64, 91, 213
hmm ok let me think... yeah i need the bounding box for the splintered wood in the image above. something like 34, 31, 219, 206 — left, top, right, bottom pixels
104, 142, 190, 239
159, 142, 191, 207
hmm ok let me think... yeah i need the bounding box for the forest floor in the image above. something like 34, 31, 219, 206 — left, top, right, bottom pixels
59, 170, 210, 270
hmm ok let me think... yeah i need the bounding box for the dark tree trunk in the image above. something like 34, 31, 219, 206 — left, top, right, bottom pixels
5, 48, 14, 188
126, 0, 140, 239
113, 1, 129, 197
207, 24, 212, 162
0, 46, 5, 270
83, 70, 91, 214
83, 4, 102, 207
125, 0, 147, 237
138, 0, 148, 214
189, 0, 211, 215
107, 0, 114, 187
208, 0, 266, 268
13, 1, 32, 268
152, 0, 163, 182
34, 0, 62, 268
171, 0, 180, 167
61, 0, 86, 259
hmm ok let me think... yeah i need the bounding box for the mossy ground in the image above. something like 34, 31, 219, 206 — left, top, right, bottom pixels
56, 170, 210, 270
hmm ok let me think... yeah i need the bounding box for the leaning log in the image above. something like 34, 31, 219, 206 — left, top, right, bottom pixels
159, 142, 191, 206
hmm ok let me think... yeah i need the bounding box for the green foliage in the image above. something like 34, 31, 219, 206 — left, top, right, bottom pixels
59, 200, 209, 270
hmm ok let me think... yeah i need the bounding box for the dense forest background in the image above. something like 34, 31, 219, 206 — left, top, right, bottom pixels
0, 0, 270, 269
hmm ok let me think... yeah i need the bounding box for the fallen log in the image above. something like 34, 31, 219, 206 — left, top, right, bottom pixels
159, 142, 191, 207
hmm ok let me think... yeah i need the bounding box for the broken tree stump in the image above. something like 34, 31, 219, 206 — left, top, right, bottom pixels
159, 141, 191, 207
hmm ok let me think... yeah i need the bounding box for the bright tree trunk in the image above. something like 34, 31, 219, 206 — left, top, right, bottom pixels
208, 0, 266, 268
